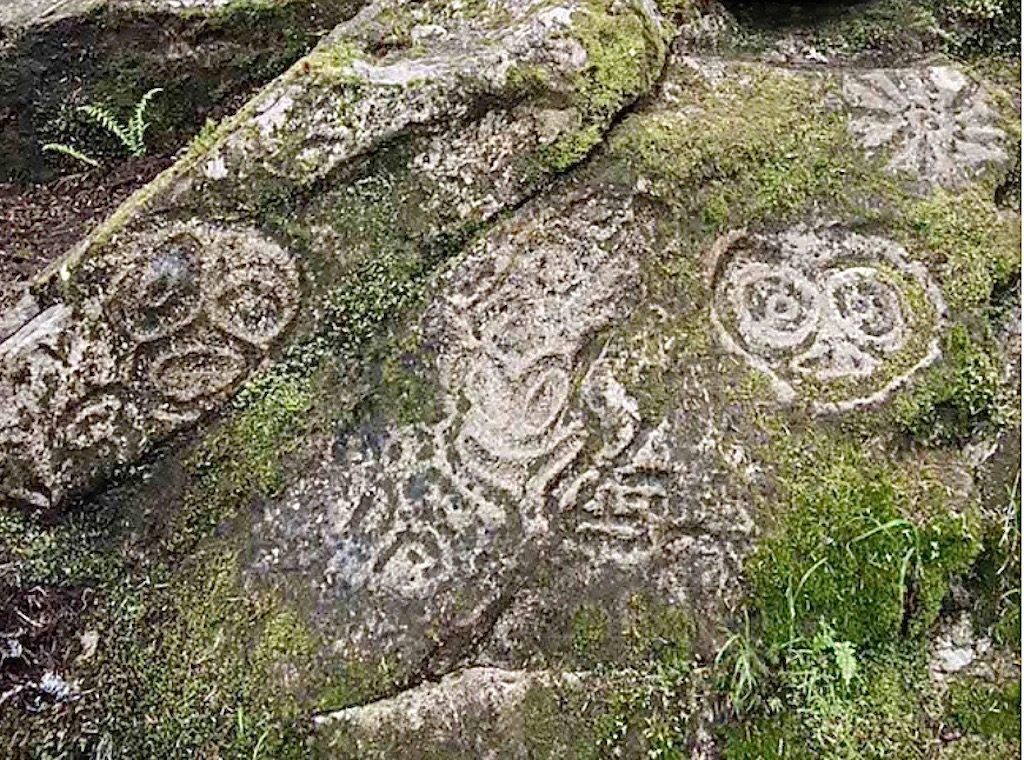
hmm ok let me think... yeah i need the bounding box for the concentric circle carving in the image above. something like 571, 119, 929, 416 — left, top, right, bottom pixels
106, 231, 204, 343
103, 223, 301, 408
709, 226, 946, 413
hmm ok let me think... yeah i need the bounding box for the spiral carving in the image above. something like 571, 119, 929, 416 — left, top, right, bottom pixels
710, 227, 946, 412
105, 224, 300, 408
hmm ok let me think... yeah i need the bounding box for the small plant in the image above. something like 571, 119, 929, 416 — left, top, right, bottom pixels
716, 610, 766, 715
42, 88, 163, 168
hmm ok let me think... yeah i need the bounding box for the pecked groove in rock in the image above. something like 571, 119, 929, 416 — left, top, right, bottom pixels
247, 170, 759, 697
841, 65, 1011, 191
708, 224, 948, 413
241, 51, 1018, 706
250, 182, 648, 685
0, 0, 670, 509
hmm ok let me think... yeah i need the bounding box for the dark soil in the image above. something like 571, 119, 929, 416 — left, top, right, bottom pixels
0, 154, 171, 303
0, 582, 89, 712
720, 0, 872, 28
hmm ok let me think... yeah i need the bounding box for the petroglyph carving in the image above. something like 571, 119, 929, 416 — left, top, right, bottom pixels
256, 196, 643, 639
843, 66, 1009, 189
105, 223, 299, 407
710, 226, 946, 412
107, 231, 204, 343
369, 203, 636, 596
203, 241, 300, 349
0, 223, 300, 507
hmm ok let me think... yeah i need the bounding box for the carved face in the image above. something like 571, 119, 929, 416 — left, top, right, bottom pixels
105, 224, 301, 410
710, 227, 946, 412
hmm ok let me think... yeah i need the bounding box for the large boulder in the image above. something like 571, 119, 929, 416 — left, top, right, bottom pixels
0, 0, 669, 508
0, 1, 1018, 757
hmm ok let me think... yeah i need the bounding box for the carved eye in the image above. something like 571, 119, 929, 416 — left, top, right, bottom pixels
149, 344, 247, 403
107, 233, 203, 342
825, 268, 905, 351
205, 243, 300, 348
731, 264, 820, 350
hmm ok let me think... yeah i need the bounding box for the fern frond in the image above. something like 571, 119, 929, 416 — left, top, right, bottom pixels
78, 104, 133, 153
128, 87, 163, 156
41, 142, 101, 168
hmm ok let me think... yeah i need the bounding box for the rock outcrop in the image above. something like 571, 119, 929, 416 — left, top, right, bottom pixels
0, 0, 668, 508
0, 1, 1019, 757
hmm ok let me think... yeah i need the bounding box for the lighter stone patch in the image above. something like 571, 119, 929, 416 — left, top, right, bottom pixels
254, 93, 295, 137
351, 58, 450, 86
930, 612, 993, 682
315, 667, 577, 739
0, 223, 300, 507
843, 66, 1009, 190
251, 192, 657, 672
709, 226, 946, 413
203, 155, 228, 180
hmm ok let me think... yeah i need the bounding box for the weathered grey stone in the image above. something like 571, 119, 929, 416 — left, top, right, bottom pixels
708, 224, 947, 413
239, 51, 1018, 717
250, 183, 653, 676
248, 175, 760, 689
842, 66, 1010, 190
0, 0, 95, 30
0, 0, 668, 508
315, 667, 574, 755
930, 612, 994, 681
2, 3, 1019, 755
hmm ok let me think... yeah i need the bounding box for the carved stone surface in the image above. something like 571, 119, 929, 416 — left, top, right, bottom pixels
250, 184, 757, 681
842, 66, 1010, 189
709, 226, 947, 412
0, 0, 667, 508
251, 189, 643, 665
0, 223, 300, 508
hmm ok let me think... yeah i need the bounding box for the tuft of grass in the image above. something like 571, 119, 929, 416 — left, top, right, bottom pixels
746, 450, 979, 649
717, 443, 982, 758
722, 644, 938, 760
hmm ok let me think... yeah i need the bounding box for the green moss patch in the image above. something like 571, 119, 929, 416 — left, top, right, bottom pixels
522, 595, 697, 759
609, 66, 889, 232
747, 446, 980, 649
902, 185, 1021, 313
896, 324, 1011, 445
716, 439, 983, 758
948, 676, 1022, 741
722, 644, 939, 760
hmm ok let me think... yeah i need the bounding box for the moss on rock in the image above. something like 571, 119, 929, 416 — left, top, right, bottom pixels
896, 324, 1011, 445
